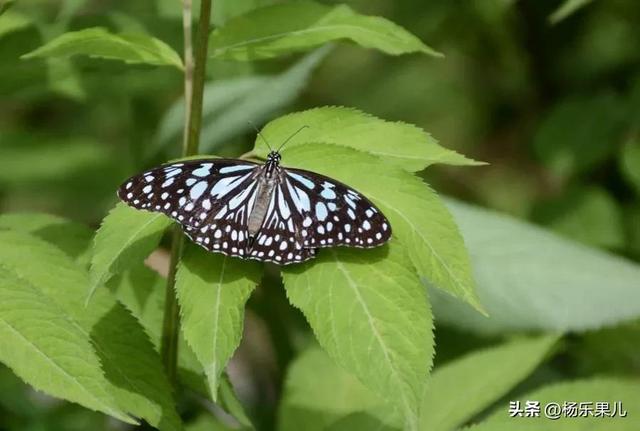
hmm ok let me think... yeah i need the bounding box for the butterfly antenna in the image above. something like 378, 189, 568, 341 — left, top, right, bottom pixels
248, 121, 273, 151
277, 125, 309, 152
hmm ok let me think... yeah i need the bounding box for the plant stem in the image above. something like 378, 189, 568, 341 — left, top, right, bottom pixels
160, 0, 213, 385
186, 0, 213, 154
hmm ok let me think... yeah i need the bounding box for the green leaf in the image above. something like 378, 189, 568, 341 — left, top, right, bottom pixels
154, 46, 330, 157
283, 143, 482, 311
619, 140, 640, 196
0, 0, 15, 16
186, 415, 236, 431
22, 27, 183, 69
549, 0, 595, 24
208, 1, 441, 61
278, 346, 400, 431
0, 212, 93, 264
419, 335, 559, 431
326, 413, 397, 431
175, 245, 261, 399
283, 240, 433, 430
432, 199, 640, 333
89, 203, 173, 301
255, 107, 482, 172
0, 231, 182, 430
0, 10, 30, 38
0, 265, 133, 424
475, 377, 640, 430
532, 186, 624, 249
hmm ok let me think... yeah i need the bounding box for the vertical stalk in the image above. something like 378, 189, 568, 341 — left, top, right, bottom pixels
160, 0, 213, 385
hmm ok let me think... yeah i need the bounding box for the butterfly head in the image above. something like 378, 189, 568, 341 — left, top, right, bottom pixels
266, 150, 281, 165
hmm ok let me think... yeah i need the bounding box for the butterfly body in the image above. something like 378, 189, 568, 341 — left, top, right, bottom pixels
118, 150, 391, 265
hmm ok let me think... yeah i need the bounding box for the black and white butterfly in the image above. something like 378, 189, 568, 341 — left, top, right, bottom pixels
118, 141, 392, 265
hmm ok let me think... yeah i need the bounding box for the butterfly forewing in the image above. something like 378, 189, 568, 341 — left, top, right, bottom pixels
118, 159, 261, 259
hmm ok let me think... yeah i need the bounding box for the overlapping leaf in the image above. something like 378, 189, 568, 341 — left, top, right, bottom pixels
278, 346, 400, 431
208, 1, 441, 60
282, 143, 481, 311
175, 245, 261, 398
0, 231, 182, 430
0, 212, 93, 264
89, 202, 172, 300
283, 240, 433, 430
0, 265, 133, 424
254, 107, 481, 172
420, 335, 559, 431
22, 27, 183, 69
432, 199, 640, 333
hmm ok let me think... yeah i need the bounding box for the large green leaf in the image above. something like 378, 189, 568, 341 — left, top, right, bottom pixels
0, 212, 93, 264
420, 335, 559, 431
278, 346, 400, 431
89, 203, 172, 301
208, 1, 441, 61
0, 10, 30, 38
154, 46, 330, 157
283, 240, 433, 430
432, 199, 640, 333
282, 143, 481, 311
22, 27, 183, 69
472, 377, 640, 430
0, 265, 133, 424
0, 231, 182, 430
254, 107, 481, 172
175, 245, 261, 399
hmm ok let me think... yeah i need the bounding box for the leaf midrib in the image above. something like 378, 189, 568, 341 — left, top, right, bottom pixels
332, 254, 415, 424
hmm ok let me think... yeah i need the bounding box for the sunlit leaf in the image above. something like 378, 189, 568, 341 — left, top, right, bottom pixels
0, 265, 133, 424
283, 240, 433, 430
175, 245, 261, 398
282, 143, 482, 311
0, 212, 92, 264
420, 335, 559, 431
22, 27, 183, 69
432, 199, 640, 333
89, 203, 172, 302
0, 10, 30, 38
255, 107, 482, 172
209, 1, 441, 61
0, 231, 182, 430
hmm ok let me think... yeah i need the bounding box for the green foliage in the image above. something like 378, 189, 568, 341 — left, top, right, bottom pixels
22, 27, 183, 69
419, 335, 559, 431
0, 212, 92, 264
0, 231, 182, 430
475, 377, 640, 430
284, 241, 432, 430
208, 1, 441, 61
89, 203, 172, 301
254, 107, 482, 172
0, 265, 133, 424
282, 143, 481, 311
154, 46, 331, 157
619, 140, 640, 196
432, 200, 640, 333
278, 346, 399, 431
0, 9, 29, 38
175, 245, 261, 398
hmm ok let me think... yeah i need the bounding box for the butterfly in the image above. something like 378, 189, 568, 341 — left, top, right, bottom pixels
118, 131, 392, 265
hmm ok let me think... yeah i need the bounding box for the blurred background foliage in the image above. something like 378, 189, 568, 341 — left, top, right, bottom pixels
1, 0, 640, 429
